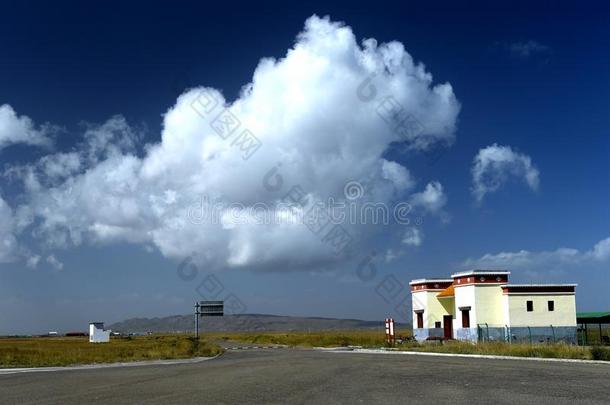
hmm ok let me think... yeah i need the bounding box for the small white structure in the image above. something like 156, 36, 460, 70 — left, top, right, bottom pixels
89, 322, 111, 343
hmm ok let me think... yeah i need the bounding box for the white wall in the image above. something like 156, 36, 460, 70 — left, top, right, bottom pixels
454, 285, 476, 329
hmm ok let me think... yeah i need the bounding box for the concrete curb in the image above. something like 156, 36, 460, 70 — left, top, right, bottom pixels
0, 353, 222, 375
321, 347, 610, 365
313, 346, 362, 351
225, 345, 286, 350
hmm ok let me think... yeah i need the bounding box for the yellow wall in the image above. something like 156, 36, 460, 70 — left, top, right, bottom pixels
439, 297, 454, 315
412, 290, 452, 328
506, 294, 576, 327
474, 285, 505, 326
454, 284, 506, 327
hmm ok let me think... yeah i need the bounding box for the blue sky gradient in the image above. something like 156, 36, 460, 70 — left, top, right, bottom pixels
0, 1, 608, 333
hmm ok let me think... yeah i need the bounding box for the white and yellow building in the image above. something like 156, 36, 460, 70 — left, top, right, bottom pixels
410, 270, 577, 343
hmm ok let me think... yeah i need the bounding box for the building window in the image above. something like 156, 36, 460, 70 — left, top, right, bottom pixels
416, 312, 424, 328
526, 300, 534, 312
461, 309, 471, 328
548, 300, 555, 311
435, 321, 441, 328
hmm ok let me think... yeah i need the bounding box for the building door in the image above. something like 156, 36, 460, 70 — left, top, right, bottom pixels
443, 315, 453, 339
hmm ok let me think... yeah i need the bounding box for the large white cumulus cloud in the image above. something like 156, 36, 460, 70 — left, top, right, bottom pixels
3, 15, 460, 270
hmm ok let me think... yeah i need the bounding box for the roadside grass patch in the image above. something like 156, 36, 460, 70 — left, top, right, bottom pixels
211, 329, 411, 348
0, 335, 223, 368
590, 346, 610, 361
403, 341, 592, 360
215, 330, 608, 361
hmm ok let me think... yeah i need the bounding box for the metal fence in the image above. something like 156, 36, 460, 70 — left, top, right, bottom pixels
476, 324, 578, 345
578, 323, 610, 345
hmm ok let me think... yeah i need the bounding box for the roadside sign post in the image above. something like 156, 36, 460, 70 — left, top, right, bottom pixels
385, 318, 395, 345
195, 302, 200, 339
195, 300, 224, 339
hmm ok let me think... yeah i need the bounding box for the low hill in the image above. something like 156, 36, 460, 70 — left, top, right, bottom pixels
108, 314, 391, 334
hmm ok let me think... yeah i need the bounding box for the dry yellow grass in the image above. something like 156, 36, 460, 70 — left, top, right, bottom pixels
579, 327, 610, 345
210, 329, 411, 348
3, 331, 607, 367
0, 335, 223, 368
402, 340, 593, 360
213, 330, 609, 360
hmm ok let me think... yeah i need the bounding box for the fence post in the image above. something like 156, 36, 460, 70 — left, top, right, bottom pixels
584, 323, 588, 346
550, 325, 555, 343
527, 326, 532, 344
485, 323, 489, 341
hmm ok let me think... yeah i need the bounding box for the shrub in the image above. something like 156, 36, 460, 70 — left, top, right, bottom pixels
590, 346, 610, 361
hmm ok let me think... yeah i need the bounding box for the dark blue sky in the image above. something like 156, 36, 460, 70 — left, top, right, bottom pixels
1, 1, 609, 333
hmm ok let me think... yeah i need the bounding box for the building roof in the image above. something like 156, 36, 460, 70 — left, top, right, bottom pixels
436, 284, 455, 298
500, 284, 577, 295
576, 311, 610, 319
577, 312, 610, 324
450, 270, 510, 278
409, 278, 453, 285
500, 284, 577, 287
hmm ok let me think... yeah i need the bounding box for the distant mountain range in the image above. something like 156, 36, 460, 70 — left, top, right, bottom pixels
108, 314, 391, 334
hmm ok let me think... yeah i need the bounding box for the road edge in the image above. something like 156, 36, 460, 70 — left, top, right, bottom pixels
0, 353, 223, 376
321, 347, 610, 365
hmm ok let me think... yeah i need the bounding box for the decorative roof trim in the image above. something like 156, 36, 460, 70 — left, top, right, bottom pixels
451, 270, 510, 278
409, 278, 453, 286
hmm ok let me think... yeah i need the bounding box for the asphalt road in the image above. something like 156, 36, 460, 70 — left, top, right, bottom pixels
1, 346, 609, 404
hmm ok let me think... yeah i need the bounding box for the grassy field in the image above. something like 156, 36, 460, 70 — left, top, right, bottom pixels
3, 331, 608, 368
210, 328, 411, 348
215, 330, 610, 360
0, 335, 223, 368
